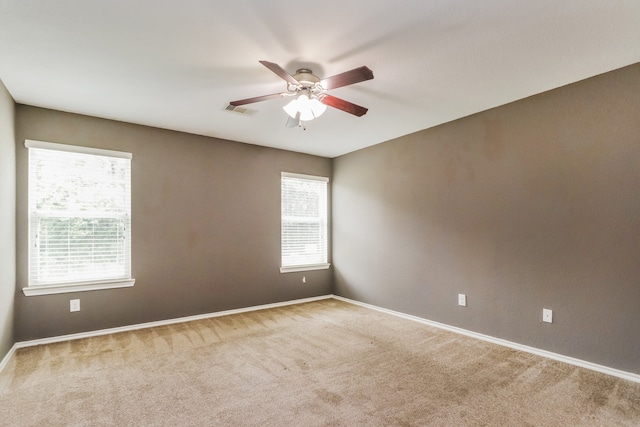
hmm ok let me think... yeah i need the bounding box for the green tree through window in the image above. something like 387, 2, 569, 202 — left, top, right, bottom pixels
26, 140, 132, 287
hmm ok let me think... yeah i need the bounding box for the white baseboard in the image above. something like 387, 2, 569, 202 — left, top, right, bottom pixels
3, 293, 639, 384
7, 295, 332, 354
0, 343, 18, 374
331, 295, 640, 384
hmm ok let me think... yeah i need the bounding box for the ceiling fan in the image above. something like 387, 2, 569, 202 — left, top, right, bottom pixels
229, 61, 374, 128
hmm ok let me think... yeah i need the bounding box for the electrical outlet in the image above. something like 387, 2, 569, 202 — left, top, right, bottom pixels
458, 294, 467, 307
543, 308, 553, 323
70, 299, 80, 312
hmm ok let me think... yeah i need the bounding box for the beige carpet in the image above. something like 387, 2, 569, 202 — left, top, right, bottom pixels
0, 299, 638, 426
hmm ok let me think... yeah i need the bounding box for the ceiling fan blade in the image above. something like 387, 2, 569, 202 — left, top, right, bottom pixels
259, 60, 299, 86
320, 94, 368, 117
321, 66, 373, 90
229, 93, 284, 106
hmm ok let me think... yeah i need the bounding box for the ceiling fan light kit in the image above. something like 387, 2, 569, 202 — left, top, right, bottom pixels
283, 93, 327, 121
230, 60, 373, 127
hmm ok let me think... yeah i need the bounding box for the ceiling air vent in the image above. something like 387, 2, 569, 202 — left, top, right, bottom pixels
224, 104, 257, 116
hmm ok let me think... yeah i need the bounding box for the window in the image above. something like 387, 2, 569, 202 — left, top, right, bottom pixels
24, 140, 134, 296
281, 172, 330, 272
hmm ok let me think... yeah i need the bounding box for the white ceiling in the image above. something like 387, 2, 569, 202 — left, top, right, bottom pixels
1, 1, 639, 158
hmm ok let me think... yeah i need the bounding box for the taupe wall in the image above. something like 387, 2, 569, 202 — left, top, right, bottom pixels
15, 106, 332, 341
0, 79, 16, 361
333, 63, 640, 374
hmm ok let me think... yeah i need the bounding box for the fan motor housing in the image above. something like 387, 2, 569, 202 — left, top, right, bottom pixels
293, 68, 320, 87
229, 60, 372, 118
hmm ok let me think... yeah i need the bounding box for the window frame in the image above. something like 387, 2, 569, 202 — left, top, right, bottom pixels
22, 140, 135, 296
280, 171, 330, 273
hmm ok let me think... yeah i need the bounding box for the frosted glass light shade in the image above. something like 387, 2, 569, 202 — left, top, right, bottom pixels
283, 94, 327, 121
283, 98, 300, 119
310, 98, 327, 117
297, 94, 314, 121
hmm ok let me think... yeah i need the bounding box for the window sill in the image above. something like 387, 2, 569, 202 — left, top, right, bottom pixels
22, 279, 135, 296
280, 264, 331, 273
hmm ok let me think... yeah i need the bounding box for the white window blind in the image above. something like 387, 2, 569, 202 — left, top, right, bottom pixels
26, 140, 132, 287
281, 172, 329, 271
